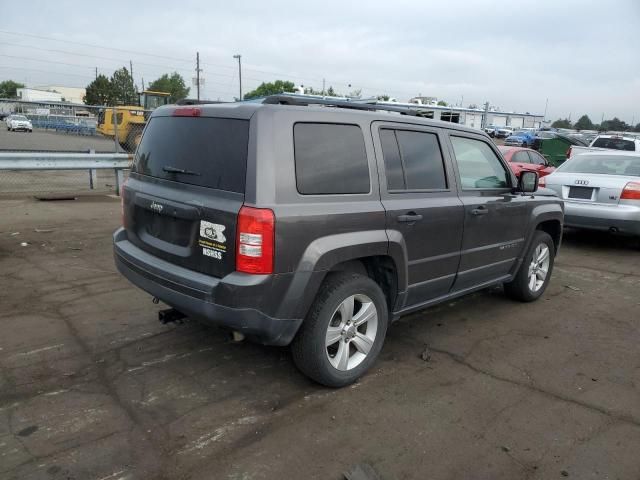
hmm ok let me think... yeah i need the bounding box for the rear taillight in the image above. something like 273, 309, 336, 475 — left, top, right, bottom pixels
621, 182, 640, 200
236, 206, 275, 274
566, 147, 572, 159
538, 176, 546, 187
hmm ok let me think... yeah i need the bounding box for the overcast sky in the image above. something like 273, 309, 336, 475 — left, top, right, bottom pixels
1, 0, 639, 123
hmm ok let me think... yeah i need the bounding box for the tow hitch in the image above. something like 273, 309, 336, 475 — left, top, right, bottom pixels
158, 308, 187, 325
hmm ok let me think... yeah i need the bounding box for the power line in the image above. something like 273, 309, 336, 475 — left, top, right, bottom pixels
0, 29, 193, 64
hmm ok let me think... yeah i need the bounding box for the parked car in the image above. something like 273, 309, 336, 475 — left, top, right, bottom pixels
505, 130, 537, 147
113, 95, 563, 387
495, 126, 514, 139
498, 146, 556, 178
6, 115, 33, 132
567, 134, 640, 159
542, 151, 640, 236
484, 125, 499, 137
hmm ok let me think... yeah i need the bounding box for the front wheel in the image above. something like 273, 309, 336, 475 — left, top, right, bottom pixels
504, 231, 555, 302
291, 272, 388, 387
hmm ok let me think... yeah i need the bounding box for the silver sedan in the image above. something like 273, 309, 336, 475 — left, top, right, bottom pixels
542, 151, 640, 236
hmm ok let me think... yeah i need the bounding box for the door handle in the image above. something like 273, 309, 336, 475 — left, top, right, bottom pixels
397, 213, 423, 223
471, 207, 489, 216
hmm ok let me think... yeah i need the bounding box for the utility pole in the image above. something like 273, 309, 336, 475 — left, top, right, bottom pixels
322, 78, 326, 96
233, 54, 242, 101
130, 60, 134, 90
543, 98, 548, 121
196, 52, 202, 101
95, 67, 98, 80
141, 77, 145, 91
482, 101, 489, 129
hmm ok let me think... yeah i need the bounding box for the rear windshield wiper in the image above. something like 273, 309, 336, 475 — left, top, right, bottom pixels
162, 165, 201, 176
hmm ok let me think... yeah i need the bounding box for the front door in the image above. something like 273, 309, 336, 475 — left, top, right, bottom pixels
447, 134, 529, 291
372, 123, 464, 309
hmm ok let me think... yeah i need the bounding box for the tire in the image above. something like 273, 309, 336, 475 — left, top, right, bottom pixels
291, 272, 389, 387
126, 126, 144, 153
504, 231, 555, 302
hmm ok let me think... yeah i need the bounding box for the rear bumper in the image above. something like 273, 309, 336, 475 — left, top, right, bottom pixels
113, 228, 303, 346
564, 201, 640, 235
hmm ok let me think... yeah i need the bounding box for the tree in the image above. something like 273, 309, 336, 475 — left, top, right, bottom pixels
84, 74, 114, 105
148, 72, 190, 103
551, 118, 572, 129
325, 86, 338, 97
437, 100, 448, 106
377, 95, 390, 101
574, 115, 594, 131
244, 80, 296, 100
0, 80, 25, 98
634, 123, 640, 133
600, 117, 628, 132
110, 67, 137, 105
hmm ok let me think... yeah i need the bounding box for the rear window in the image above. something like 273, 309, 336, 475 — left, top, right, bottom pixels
592, 137, 635, 151
133, 116, 249, 193
294, 123, 370, 195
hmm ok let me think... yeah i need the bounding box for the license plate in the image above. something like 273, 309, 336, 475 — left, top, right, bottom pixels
568, 186, 593, 200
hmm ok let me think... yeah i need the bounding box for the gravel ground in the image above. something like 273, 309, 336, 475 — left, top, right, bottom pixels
0, 196, 639, 480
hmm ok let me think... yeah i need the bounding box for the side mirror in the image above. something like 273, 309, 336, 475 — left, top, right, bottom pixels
518, 171, 539, 193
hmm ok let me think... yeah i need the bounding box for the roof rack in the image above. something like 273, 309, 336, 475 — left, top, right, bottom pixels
262, 94, 429, 117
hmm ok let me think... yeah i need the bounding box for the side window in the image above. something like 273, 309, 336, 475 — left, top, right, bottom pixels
512, 151, 531, 163
294, 123, 370, 195
380, 128, 447, 191
528, 151, 547, 165
379, 129, 405, 190
450, 136, 509, 189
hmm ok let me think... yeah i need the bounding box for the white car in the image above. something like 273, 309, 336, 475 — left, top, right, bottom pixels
567, 134, 640, 158
7, 115, 33, 132
542, 151, 640, 236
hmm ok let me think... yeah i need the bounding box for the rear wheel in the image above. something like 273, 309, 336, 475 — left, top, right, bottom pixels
291, 272, 388, 387
126, 125, 144, 152
504, 231, 555, 302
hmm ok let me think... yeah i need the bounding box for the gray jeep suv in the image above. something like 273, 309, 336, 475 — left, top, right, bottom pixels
114, 95, 563, 387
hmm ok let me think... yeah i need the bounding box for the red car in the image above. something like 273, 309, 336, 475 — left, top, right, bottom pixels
498, 146, 555, 179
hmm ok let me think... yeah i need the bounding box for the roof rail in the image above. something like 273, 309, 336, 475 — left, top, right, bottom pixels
262, 94, 428, 117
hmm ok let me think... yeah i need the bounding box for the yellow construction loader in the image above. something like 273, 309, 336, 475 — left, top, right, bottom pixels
96, 90, 170, 151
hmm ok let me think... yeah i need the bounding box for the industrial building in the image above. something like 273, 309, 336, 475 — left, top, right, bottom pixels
397, 97, 545, 130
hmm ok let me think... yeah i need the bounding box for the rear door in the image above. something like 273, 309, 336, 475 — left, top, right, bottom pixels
510, 150, 533, 176
447, 133, 530, 291
527, 150, 555, 176
123, 112, 250, 278
372, 122, 464, 306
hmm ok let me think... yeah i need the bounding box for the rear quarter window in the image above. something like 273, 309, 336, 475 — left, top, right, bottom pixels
294, 123, 370, 195
134, 116, 249, 193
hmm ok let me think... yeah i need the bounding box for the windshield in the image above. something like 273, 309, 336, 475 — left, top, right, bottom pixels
13, 115, 28, 121
592, 137, 635, 151
558, 154, 640, 176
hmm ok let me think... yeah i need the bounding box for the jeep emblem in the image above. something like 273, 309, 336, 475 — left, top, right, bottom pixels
150, 201, 164, 213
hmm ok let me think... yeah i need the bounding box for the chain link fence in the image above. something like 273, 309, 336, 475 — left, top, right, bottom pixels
1, 99, 147, 195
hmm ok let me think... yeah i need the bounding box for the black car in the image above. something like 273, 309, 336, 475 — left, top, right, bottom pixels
114, 95, 564, 387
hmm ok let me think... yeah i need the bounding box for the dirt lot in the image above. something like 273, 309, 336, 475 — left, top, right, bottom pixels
1, 196, 639, 480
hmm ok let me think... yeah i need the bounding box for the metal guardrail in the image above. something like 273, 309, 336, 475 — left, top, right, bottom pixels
0, 152, 133, 195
